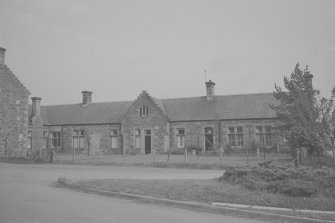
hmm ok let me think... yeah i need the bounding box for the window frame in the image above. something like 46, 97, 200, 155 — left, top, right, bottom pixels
51, 131, 61, 149
176, 128, 185, 148
43, 131, 48, 148
139, 105, 149, 117
28, 130, 33, 149
228, 126, 244, 148
72, 130, 85, 150
111, 129, 118, 149
255, 126, 273, 147
135, 129, 141, 149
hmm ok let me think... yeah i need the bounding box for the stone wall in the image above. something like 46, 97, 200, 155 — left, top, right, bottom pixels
31, 116, 44, 151
169, 119, 285, 153
47, 124, 122, 154
0, 64, 29, 157
169, 121, 219, 152
121, 91, 168, 154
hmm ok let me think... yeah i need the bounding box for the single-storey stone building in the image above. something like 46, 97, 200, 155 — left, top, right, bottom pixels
0, 47, 30, 157
0, 46, 289, 157
28, 80, 288, 155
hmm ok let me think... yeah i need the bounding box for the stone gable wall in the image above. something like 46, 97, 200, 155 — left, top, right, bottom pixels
121, 92, 168, 154
0, 66, 29, 157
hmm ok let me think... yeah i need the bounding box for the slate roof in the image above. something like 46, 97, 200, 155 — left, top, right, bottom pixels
31, 92, 277, 126
152, 97, 167, 116
162, 93, 277, 121
38, 101, 132, 125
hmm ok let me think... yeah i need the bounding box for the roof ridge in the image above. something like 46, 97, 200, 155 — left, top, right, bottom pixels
41, 100, 133, 107
39, 92, 274, 107
150, 96, 168, 118
162, 92, 274, 100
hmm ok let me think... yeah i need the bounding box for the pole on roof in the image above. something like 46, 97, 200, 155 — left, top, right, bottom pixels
204, 69, 207, 82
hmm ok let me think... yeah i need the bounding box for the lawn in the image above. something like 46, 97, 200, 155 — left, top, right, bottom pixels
68, 178, 335, 221
62, 158, 335, 222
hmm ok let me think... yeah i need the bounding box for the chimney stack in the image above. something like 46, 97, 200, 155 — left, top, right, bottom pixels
82, 91, 92, 106
31, 97, 42, 117
205, 80, 215, 100
0, 47, 6, 66
304, 67, 313, 88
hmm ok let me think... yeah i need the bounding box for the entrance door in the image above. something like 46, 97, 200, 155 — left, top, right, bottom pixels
144, 130, 151, 154
205, 127, 214, 150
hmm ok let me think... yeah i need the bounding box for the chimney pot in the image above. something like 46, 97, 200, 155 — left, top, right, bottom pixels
304, 70, 313, 88
82, 91, 92, 106
31, 97, 42, 117
205, 80, 215, 100
0, 47, 6, 66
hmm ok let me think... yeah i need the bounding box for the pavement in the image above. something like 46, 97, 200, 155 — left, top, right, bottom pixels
1, 162, 334, 223
0, 163, 266, 223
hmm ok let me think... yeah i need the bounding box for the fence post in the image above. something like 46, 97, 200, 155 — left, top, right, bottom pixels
184, 148, 188, 165
152, 148, 156, 164
257, 148, 260, 161
73, 147, 75, 162
4, 136, 7, 160
296, 149, 300, 167
219, 146, 223, 169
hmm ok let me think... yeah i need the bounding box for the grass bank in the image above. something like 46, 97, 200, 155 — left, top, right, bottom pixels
67, 178, 335, 221
70, 178, 335, 212
53, 153, 291, 169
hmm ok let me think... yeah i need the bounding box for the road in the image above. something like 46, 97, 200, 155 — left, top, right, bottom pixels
0, 163, 264, 223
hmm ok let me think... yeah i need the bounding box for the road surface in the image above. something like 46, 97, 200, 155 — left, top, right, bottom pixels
0, 163, 264, 223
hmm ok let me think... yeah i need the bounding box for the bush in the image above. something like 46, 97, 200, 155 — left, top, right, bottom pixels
186, 145, 202, 155
220, 161, 335, 197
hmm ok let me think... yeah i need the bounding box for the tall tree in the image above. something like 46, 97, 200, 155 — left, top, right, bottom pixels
317, 87, 335, 164
271, 64, 322, 154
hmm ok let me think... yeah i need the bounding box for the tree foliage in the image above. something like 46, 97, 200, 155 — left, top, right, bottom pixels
318, 87, 335, 162
271, 64, 322, 154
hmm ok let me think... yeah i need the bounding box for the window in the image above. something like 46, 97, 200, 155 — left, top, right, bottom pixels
255, 126, 273, 147
139, 105, 149, 117
176, 129, 185, 148
135, 129, 141, 149
265, 126, 273, 147
73, 130, 84, 150
111, 129, 118, 149
43, 131, 48, 148
51, 131, 61, 148
28, 131, 33, 149
283, 131, 289, 142
236, 127, 244, 147
228, 127, 244, 147
205, 127, 213, 135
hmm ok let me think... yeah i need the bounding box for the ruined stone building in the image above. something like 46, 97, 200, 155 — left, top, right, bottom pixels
0, 47, 30, 157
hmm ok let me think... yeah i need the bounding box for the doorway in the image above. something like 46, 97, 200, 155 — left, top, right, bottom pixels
144, 130, 151, 154
205, 127, 214, 151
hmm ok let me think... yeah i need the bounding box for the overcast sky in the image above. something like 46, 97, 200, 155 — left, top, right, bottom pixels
1, 0, 334, 105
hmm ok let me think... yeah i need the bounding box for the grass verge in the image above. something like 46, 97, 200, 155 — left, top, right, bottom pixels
67, 178, 335, 221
